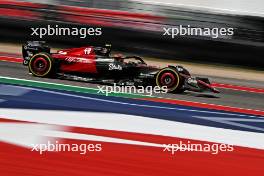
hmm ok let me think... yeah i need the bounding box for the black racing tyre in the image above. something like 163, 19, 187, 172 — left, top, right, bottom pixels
156, 67, 184, 93
29, 52, 54, 77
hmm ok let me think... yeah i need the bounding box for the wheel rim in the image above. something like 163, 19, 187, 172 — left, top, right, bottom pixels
31, 57, 49, 75
159, 72, 176, 88
156, 68, 181, 92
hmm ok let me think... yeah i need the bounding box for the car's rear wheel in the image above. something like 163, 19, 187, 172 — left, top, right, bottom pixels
29, 52, 54, 77
156, 67, 183, 93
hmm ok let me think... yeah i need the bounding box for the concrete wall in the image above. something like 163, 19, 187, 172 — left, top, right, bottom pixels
133, 0, 264, 17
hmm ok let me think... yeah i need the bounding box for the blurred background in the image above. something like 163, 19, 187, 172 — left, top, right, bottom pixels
0, 0, 263, 68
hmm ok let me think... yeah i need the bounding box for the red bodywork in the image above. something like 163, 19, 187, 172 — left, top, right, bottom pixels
51, 46, 97, 73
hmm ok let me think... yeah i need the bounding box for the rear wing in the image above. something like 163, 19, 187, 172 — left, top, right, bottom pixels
22, 41, 50, 65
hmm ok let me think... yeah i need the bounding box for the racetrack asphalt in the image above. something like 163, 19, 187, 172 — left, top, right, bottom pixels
1, 60, 264, 110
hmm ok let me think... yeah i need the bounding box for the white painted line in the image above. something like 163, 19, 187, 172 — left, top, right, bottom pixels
0, 123, 61, 148
194, 117, 264, 122
0, 108, 264, 149
22, 85, 264, 118
0, 123, 162, 149
193, 116, 264, 132
0, 76, 99, 91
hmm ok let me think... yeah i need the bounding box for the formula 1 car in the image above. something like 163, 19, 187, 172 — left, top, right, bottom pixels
22, 41, 219, 94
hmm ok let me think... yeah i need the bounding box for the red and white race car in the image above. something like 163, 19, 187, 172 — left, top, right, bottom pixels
22, 41, 219, 94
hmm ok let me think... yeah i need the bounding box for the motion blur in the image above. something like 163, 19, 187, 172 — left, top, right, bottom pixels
0, 0, 263, 67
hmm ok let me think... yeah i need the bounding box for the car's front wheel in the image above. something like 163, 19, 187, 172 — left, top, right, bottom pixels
155, 67, 184, 93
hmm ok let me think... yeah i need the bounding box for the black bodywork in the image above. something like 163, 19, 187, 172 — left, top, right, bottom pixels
22, 41, 220, 94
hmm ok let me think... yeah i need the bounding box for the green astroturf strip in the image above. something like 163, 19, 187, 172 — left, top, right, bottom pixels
0, 76, 148, 99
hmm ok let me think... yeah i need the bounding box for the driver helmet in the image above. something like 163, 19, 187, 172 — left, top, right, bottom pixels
98, 44, 111, 56
104, 44, 111, 54
100, 47, 108, 54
